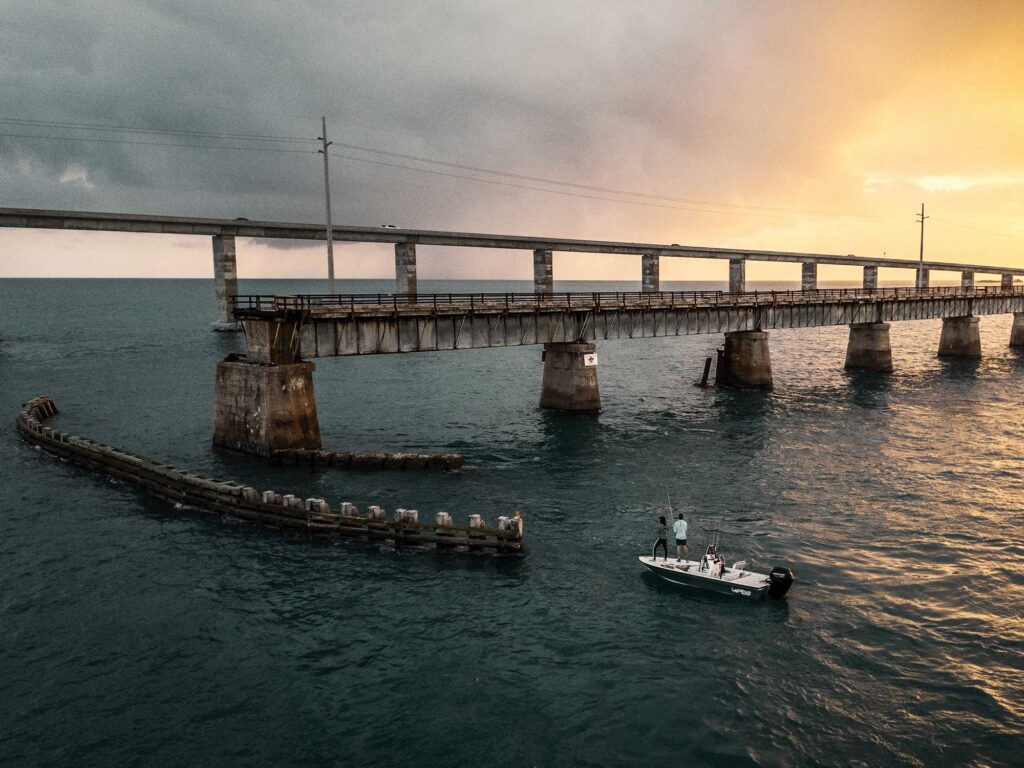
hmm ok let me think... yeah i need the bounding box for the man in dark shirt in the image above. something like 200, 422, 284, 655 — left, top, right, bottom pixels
652, 515, 669, 561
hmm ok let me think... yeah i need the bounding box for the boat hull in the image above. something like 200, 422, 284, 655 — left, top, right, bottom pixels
639, 556, 770, 600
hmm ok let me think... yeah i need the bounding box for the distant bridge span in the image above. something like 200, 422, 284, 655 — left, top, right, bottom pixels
2, 207, 1023, 329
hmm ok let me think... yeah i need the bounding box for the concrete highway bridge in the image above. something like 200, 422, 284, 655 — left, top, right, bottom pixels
3, 207, 1023, 457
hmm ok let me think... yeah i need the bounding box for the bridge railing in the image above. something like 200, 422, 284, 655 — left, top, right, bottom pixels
231, 284, 1023, 315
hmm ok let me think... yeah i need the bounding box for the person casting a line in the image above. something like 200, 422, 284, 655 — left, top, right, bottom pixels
652, 515, 669, 561
673, 512, 688, 561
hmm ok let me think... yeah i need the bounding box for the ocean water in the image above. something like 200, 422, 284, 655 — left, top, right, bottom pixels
1, 278, 1022, 767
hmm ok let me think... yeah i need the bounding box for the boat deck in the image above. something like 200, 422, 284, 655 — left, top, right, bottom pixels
638, 556, 769, 590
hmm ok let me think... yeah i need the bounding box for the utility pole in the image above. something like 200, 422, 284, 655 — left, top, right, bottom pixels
916, 203, 928, 290
318, 116, 336, 295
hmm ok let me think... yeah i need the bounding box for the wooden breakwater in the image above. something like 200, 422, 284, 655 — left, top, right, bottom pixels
16, 396, 523, 554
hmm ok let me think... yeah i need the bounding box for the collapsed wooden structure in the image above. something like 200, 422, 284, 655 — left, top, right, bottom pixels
16, 396, 523, 554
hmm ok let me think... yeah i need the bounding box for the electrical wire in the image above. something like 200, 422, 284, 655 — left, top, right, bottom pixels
0, 117, 314, 144
0, 131, 317, 154
328, 150, 899, 223
4, 115, 1017, 236
1, 114, 900, 221
930, 218, 1024, 243
333, 140, 902, 221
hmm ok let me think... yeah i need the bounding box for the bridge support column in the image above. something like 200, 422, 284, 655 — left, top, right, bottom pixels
961, 270, 974, 289
534, 249, 553, 295
642, 253, 660, 293
213, 317, 322, 456
863, 265, 878, 292
845, 323, 893, 372
1002, 274, 1014, 290
729, 259, 746, 294
801, 262, 817, 291
395, 243, 417, 295
539, 342, 601, 412
212, 235, 240, 331
917, 268, 930, 290
716, 331, 772, 389
938, 316, 981, 358
213, 359, 321, 456
1009, 313, 1024, 348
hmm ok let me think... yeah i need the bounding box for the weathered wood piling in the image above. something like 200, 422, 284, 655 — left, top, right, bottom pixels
16, 396, 522, 554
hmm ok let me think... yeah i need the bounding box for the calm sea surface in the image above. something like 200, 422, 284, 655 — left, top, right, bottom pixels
1, 278, 1022, 767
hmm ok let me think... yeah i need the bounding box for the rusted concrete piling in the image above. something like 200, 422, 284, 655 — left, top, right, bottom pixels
1010, 312, 1024, 348
716, 330, 773, 388
938, 316, 982, 358
845, 322, 894, 372
539, 342, 601, 412
214, 357, 322, 456
17, 396, 521, 554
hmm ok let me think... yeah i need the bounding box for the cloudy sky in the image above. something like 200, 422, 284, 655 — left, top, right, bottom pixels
1, 0, 1022, 282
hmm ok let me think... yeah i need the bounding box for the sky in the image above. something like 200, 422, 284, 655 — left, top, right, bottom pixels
1, 0, 1023, 282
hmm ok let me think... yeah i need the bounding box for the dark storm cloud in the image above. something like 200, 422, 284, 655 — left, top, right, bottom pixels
2, 0, 1022, 274
0, 1, 766, 226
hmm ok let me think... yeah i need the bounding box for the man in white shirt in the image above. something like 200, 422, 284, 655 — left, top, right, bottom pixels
673, 513, 688, 562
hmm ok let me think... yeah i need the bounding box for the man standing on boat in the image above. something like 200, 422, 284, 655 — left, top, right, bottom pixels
673, 513, 688, 562
653, 516, 669, 561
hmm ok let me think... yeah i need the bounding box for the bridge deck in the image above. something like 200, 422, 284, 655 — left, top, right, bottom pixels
4, 206, 1024, 276
231, 286, 1024, 358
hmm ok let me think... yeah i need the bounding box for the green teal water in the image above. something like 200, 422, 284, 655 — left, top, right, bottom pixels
1, 279, 1022, 767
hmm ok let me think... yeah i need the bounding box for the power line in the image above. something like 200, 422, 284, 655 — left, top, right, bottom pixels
1, 114, 900, 220
333, 140, 902, 221
328, 150, 901, 222
0, 131, 316, 154
0, 116, 314, 144
5, 115, 1016, 237
930, 218, 1024, 243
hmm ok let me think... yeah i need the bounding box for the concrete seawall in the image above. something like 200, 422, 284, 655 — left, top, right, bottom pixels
16, 396, 522, 554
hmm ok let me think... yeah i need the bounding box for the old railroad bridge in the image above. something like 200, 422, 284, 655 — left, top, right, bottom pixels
3, 207, 1024, 457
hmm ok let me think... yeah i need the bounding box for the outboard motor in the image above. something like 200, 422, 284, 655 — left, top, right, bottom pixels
767, 566, 795, 599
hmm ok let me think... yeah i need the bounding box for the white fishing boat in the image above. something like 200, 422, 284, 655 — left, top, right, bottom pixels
639, 542, 794, 600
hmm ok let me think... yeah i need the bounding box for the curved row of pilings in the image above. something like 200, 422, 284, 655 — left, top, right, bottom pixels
16, 396, 523, 554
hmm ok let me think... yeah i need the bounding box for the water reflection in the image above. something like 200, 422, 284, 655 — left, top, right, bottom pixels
937, 356, 982, 380
843, 369, 893, 410
712, 387, 772, 453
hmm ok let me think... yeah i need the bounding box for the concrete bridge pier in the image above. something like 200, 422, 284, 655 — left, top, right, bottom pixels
642, 253, 660, 293
845, 323, 893, 371
801, 261, 817, 291
716, 331, 772, 388
213, 318, 322, 456
917, 268, 930, 289
863, 265, 878, 292
961, 270, 975, 289
212, 235, 240, 331
1002, 274, 1014, 290
938, 316, 981, 358
534, 249, 553, 295
729, 259, 746, 294
1009, 312, 1024, 348
395, 243, 417, 295
539, 342, 601, 412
